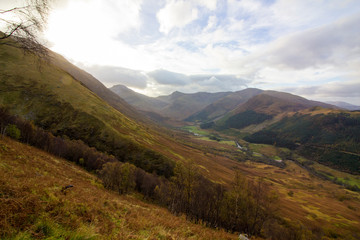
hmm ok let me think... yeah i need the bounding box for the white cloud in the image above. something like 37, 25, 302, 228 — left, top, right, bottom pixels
203, 15, 218, 32
157, 0, 198, 34
196, 0, 217, 10
82, 64, 149, 89
42, 0, 360, 104
148, 69, 190, 86
281, 80, 360, 105
45, 0, 144, 67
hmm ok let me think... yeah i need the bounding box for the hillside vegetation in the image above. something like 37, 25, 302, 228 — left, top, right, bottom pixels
0, 137, 237, 239
0, 40, 174, 177
245, 109, 360, 174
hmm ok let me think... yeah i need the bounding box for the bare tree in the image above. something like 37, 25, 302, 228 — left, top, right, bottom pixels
0, 0, 50, 58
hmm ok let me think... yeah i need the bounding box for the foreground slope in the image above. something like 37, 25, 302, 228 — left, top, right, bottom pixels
0, 137, 236, 239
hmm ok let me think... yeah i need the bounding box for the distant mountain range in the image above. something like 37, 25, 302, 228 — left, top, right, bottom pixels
110, 84, 337, 126
110, 84, 360, 174
326, 101, 360, 110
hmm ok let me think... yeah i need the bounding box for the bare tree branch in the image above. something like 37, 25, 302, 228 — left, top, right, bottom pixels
0, 0, 51, 59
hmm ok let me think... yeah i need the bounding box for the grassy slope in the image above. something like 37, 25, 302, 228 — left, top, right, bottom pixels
0, 137, 237, 240
50, 53, 143, 123
0, 43, 149, 142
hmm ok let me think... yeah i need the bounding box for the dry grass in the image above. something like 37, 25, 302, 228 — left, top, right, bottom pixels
236, 160, 360, 238
0, 137, 237, 239
174, 130, 360, 239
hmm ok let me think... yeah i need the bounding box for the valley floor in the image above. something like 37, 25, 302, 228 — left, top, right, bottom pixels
179, 125, 360, 239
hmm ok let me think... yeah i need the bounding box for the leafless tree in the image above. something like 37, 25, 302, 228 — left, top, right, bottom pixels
0, 0, 50, 58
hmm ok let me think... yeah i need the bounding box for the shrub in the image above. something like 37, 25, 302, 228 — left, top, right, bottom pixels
5, 124, 21, 140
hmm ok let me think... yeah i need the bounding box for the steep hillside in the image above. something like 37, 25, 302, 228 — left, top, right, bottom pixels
0, 40, 174, 177
110, 84, 167, 112
50, 53, 144, 122
0, 137, 236, 239
186, 88, 263, 122
157, 91, 230, 120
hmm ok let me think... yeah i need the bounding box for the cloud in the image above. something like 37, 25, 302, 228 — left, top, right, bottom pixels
82, 65, 148, 89
191, 74, 249, 86
45, 0, 360, 105
262, 14, 360, 70
203, 15, 218, 31
196, 0, 217, 11
157, 0, 198, 34
283, 81, 360, 99
148, 69, 190, 86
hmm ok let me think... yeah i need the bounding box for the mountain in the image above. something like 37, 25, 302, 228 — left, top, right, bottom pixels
50, 53, 144, 122
186, 88, 263, 122
0, 39, 175, 177
110, 87, 231, 121
156, 91, 231, 120
231, 91, 337, 115
327, 101, 360, 111
110, 84, 168, 112
214, 91, 338, 130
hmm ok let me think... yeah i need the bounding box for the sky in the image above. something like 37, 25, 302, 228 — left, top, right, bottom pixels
1, 0, 360, 105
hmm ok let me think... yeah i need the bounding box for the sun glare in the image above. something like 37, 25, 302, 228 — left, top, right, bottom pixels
45, 0, 152, 70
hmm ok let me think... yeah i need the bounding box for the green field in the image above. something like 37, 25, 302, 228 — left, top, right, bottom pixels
182, 126, 237, 146
181, 125, 209, 136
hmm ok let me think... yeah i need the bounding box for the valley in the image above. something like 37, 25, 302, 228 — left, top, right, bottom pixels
1, 37, 360, 239
176, 125, 360, 238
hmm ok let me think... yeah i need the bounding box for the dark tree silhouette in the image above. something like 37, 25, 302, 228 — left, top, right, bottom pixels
0, 0, 50, 58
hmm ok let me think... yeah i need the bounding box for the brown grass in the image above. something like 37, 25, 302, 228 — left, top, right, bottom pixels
0, 137, 237, 239
169, 130, 360, 239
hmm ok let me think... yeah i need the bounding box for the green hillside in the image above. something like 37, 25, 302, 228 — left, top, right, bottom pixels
0, 40, 173, 177
245, 109, 360, 174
